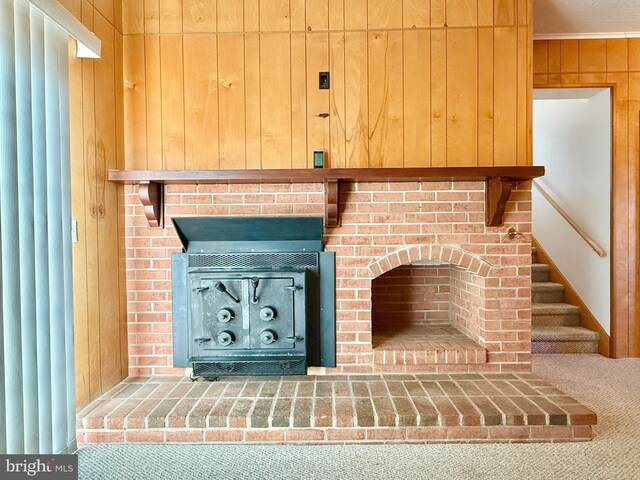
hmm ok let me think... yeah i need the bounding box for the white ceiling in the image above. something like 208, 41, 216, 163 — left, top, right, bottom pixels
534, 0, 640, 38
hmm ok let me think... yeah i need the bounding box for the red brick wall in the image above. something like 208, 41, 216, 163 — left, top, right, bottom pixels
372, 265, 451, 330
125, 181, 532, 375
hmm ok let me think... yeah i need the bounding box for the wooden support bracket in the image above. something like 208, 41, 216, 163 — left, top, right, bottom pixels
325, 180, 341, 228
138, 181, 164, 228
485, 177, 517, 227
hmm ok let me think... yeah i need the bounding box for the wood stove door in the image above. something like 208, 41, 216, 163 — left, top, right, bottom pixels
249, 277, 298, 350
190, 276, 249, 356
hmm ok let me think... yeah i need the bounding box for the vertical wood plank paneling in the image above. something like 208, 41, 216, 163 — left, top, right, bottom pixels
368, 31, 403, 167
532, 40, 548, 74
446, 0, 478, 27
403, 29, 430, 167
244, 34, 261, 168
430, 29, 446, 166
260, 33, 292, 168
579, 39, 607, 72
494, 0, 515, 25
122, 0, 144, 34
478, 0, 494, 26
368, 0, 403, 29
306, 33, 329, 167
306, 0, 328, 31
160, 0, 183, 33
123, 35, 146, 169
606, 39, 628, 72
344, 0, 367, 30
144, 0, 160, 33
244, 0, 260, 31
329, 32, 346, 168
344, 31, 369, 167
478, 28, 494, 166
290, 33, 307, 168
218, 33, 246, 168
93, 14, 122, 390
328, 0, 344, 30
516, 26, 528, 165
446, 28, 477, 166
80, 0, 102, 401
160, 36, 185, 169
183, 0, 217, 33
431, 0, 446, 27
217, 0, 243, 32
144, 35, 163, 169
493, 27, 517, 165
403, 0, 429, 28
68, 42, 89, 410
629, 39, 640, 71
548, 40, 561, 73
290, 0, 306, 30
184, 35, 219, 169
260, 0, 291, 31
560, 40, 579, 72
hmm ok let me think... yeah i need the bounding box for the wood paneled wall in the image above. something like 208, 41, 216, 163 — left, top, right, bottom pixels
122, 0, 532, 170
533, 39, 640, 358
60, 0, 128, 409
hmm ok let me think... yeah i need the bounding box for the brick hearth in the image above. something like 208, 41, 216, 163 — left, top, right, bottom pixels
77, 373, 596, 445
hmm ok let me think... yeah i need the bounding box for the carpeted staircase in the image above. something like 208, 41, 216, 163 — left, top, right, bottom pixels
531, 247, 600, 354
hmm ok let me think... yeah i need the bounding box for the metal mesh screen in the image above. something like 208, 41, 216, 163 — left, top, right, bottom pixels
193, 359, 306, 377
188, 253, 318, 270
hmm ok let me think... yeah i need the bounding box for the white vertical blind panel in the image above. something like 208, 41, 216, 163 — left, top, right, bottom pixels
58, 30, 76, 450
15, 0, 39, 454
44, 17, 68, 455
30, 5, 53, 454
0, 0, 75, 454
0, 0, 26, 455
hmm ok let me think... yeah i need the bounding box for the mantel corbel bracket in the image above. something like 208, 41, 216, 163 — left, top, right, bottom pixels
325, 179, 341, 228
138, 181, 164, 228
485, 177, 517, 227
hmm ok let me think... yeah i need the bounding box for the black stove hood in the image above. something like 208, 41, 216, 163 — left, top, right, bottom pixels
172, 217, 324, 254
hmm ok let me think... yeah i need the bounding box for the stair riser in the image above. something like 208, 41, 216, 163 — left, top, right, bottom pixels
531, 252, 537, 264
532, 341, 598, 354
532, 291, 564, 303
532, 270, 550, 283
532, 314, 580, 327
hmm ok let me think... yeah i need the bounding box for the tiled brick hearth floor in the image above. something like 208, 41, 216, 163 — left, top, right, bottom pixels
77, 373, 596, 445
372, 324, 487, 366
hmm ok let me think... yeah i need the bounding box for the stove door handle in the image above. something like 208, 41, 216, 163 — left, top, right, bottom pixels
285, 336, 304, 343
285, 285, 303, 292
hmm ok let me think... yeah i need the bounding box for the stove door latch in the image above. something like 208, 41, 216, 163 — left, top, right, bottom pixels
194, 337, 212, 345
285, 285, 303, 292
285, 336, 304, 343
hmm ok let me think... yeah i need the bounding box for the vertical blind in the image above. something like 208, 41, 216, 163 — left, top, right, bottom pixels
0, 0, 76, 454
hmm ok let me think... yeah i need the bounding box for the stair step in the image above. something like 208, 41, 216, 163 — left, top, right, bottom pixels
532, 303, 580, 326
532, 282, 564, 303
531, 247, 538, 263
532, 326, 599, 354
532, 326, 599, 342
532, 263, 550, 282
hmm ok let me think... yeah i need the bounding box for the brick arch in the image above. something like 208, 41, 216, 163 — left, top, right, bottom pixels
363, 245, 493, 280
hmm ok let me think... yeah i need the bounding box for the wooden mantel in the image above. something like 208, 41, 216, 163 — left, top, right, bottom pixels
108, 167, 544, 229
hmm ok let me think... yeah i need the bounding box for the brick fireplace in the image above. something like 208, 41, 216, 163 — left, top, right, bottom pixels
125, 180, 532, 376
77, 176, 598, 446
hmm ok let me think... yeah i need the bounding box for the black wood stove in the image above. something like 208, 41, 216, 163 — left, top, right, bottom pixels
171, 217, 335, 377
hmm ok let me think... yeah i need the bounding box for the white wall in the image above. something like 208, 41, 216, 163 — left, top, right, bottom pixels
532, 88, 611, 333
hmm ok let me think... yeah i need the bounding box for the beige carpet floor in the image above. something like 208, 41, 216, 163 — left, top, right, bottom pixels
78, 354, 640, 480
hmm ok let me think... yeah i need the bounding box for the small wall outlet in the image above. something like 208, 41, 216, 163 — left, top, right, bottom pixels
313, 151, 325, 168
319, 72, 330, 89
